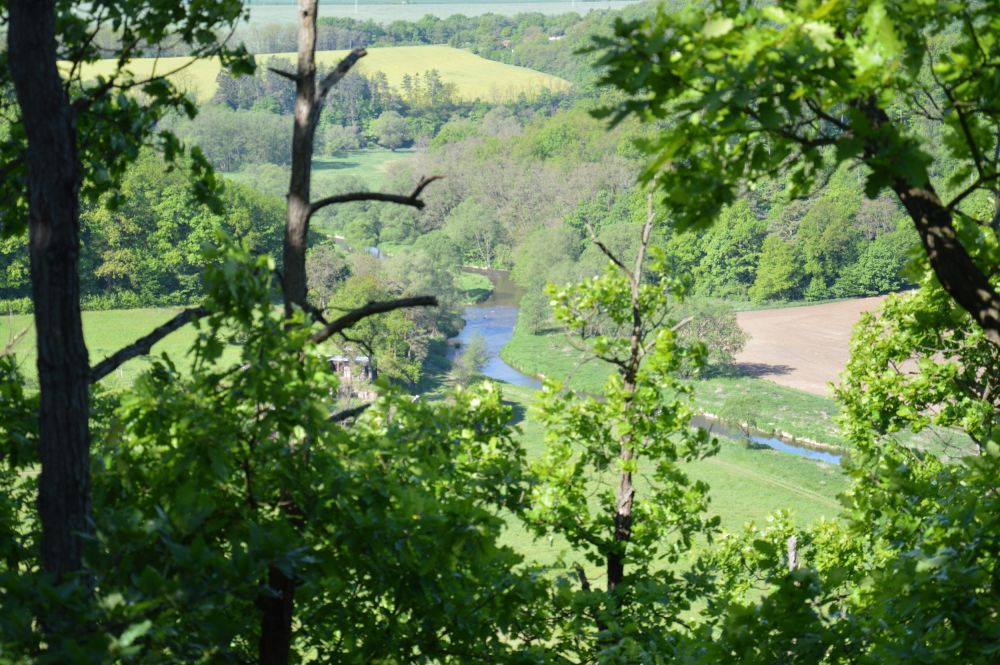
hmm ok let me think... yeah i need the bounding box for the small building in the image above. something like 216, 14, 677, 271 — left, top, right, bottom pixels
327, 355, 377, 400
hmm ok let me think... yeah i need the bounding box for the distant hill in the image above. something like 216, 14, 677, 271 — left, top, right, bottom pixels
72, 45, 571, 103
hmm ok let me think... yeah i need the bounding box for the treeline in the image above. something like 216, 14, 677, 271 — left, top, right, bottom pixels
0, 153, 284, 311
240, 5, 679, 84
317, 99, 917, 311
172, 57, 570, 173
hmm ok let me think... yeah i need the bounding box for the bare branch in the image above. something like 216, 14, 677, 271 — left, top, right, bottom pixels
89, 306, 209, 384
317, 47, 367, 102
2, 326, 30, 357
268, 66, 299, 82
583, 220, 632, 281
309, 175, 444, 216
330, 403, 370, 423
311, 296, 438, 345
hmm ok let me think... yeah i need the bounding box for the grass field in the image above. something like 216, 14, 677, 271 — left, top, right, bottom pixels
243, 1, 640, 24
71, 45, 569, 103
500, 320, 850, 446
223, 149, 415, 201
1, 308, 240, 391
497, 383, 847, 568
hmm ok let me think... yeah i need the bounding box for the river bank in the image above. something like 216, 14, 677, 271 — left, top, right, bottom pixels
456, 270, 849, 464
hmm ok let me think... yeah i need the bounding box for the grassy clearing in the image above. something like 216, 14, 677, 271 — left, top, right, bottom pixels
499, 317, 973, 455
501, 316, 849, 445
311, 150, 414, 191
1, 308, 240, 391
223, 149, 415, 206
71, 45, 569, 103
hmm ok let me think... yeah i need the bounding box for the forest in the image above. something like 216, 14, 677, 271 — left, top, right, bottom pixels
1, 0, 999, 663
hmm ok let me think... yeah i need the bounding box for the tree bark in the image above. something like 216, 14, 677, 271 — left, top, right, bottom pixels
891, 180, 1000, 347
282, 0, 321, 316
258, 565, 296, 665
605, 202, 653, 595
8, 0, 92, 580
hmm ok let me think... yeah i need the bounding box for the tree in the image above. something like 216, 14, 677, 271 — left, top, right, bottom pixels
450, 332, 489, 386
1, 0, 251, 597
322, 123, 360, 156
524, 194, 718, 658
595, 0, 1000, 347
749, 235, 803, 303
675, 297, 748, 373
370, 110, 412, 151
444, 199, 508, 269
695, 199, 768, 298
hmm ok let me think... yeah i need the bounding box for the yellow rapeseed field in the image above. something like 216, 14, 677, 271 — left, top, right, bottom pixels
71, 45, 570, 103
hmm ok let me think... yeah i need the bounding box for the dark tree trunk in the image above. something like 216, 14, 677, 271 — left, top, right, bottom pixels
258, 565, 296, 665
891, 180, 1000, 347
7, 0, 92, 580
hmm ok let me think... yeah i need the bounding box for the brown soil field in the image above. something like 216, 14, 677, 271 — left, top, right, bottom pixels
734, 296, 887, 396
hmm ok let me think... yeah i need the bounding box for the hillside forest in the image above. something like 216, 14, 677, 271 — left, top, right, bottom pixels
1, 0, 1000, 663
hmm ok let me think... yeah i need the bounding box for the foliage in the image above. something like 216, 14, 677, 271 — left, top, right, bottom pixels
450, 332, 489, 386
0, 238, 549, 661
522, 245, 719, 658
0, 0, 253, 241
370, 110, 412, 151
593, 0, 1000, 340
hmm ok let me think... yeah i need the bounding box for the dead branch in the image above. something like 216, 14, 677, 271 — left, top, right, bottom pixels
89, 306, 209, 384
311, 296, 438, 345
268, 66, 299, 82
2, 326, 30, 357
583, 220, 632, 280
309, 175, 444, 216
317, 47, 367, 102
330, 403, 370, 423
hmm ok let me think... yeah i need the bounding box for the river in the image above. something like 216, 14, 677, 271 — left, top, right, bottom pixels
453, 270, 842, 465
450, 270, 542, 389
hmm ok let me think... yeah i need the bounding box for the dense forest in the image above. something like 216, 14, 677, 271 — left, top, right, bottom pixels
2, 0, 1000, 663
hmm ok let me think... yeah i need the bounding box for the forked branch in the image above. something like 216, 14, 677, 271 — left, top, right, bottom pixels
318, 47, 367, 102
310, 175, 444, 216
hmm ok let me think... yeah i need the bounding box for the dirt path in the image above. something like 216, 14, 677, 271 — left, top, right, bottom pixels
734, 296, 887, 397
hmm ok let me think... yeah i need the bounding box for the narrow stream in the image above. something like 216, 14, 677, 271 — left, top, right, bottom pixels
453, 270, 842, 465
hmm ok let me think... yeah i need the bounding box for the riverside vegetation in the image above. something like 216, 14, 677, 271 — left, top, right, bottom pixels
1, 0, 999, 663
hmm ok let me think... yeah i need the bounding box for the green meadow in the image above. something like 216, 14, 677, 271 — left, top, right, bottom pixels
498, 382, 846, 569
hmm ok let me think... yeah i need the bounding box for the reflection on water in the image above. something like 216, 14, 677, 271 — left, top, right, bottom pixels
690, 415, 843, 465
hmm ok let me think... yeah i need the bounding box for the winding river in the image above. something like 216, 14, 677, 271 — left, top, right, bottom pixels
453, 270, 842, 465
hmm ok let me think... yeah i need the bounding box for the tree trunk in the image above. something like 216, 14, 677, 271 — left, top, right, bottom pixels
607, 443, 634, 594
258, 565, 296, 665
8, 0, 92, 580
891, 180, 1000, 347
283, 0, 320, 315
